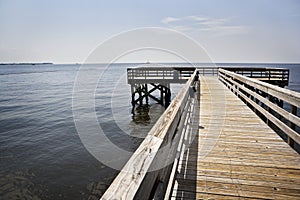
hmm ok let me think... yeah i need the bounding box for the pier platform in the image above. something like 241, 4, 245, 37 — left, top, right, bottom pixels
172, 77, 300, 199
101, 67, 299, 200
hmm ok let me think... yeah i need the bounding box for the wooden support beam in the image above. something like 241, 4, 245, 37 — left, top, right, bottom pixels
288, 105, 297, 148
130, 82, 173, 114
145, 84, 149, 104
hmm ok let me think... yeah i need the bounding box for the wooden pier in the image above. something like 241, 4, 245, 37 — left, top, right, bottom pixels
127, 66, 196, 110
172, 76, 300, 199
101, 66, 300, 200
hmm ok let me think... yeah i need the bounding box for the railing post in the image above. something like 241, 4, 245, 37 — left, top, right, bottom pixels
266, 94, 271, 125
218, 68, 300, 151
288, 105, 297, 148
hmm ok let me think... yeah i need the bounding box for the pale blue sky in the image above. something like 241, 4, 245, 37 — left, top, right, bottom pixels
0, 0, 299, 63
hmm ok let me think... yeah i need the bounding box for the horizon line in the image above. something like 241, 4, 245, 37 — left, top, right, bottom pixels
1, 61, 300, 65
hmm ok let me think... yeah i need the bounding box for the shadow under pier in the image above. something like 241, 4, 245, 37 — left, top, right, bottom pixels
172, 81, 200, 199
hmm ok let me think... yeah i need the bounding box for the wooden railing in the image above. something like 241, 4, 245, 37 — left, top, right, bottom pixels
103, 66, 294, 199
218, 69, 300, 149
197, 67, 219, 76
102, 71, 200, 199
127, 67, 195, 84
127, 66, 289, 85
222, 67, 289, 87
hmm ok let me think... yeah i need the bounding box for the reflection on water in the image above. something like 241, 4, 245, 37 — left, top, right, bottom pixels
0, 170, 40, 199
132, 105, 151, 125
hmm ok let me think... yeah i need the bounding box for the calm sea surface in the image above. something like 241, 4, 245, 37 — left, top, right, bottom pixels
0, 63, 299, 199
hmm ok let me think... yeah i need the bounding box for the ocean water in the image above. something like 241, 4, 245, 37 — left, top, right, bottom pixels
0, 63, 299, 199
0, 63, 169, 200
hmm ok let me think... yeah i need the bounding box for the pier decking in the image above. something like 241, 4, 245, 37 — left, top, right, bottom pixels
101, 67, 299, 200
172, 76, 300, 199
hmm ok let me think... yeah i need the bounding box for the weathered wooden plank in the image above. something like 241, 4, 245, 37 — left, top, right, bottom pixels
172, 76, 300, 200
177, 171, 300, 189
221, 76, 300, 145
176, 178, 300, 199
102, 71, 198, 199
219, 72, 300, 144
172, 189, 254, 200
178, 175, 300, 194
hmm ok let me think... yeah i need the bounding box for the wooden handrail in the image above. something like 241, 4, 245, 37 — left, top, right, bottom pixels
218, 69, 300, 149
196, 67, 219, 76
127, 67, 194, 84
221, 67, 289, 87
101, 71, 199, 199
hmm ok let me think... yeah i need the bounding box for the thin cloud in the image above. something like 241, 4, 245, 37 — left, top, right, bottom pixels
161, 17, 180, 24
161, 15, 249, 35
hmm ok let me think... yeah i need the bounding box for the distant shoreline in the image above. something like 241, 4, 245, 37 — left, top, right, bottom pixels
0, 62, 53, 65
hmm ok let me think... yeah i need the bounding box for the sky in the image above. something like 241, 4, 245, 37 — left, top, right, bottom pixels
0, 0, 299, 63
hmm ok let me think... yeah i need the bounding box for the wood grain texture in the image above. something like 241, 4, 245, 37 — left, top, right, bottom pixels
172, 77, 300, 200
101, 72, 197, 200
218, 71, 300, 145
